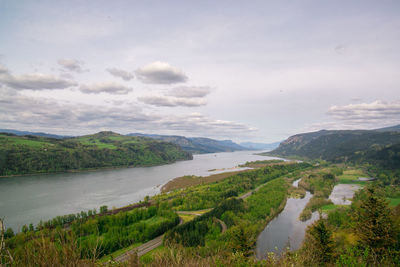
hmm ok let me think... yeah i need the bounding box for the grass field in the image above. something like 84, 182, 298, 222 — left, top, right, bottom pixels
0, 135, 49, 148
337, 169, 370, 185
387, 197, 400, 207
178, 214, 196, 223
98, 242, 143, 263
75, 137, 118, 149
321, 203, 350, 212
140, 245, 166, 264
161, 170, 247, 192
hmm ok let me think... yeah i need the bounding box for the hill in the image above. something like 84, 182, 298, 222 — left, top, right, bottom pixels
374, 124, 400, 132
266, 128, 400, 167
128, 133, 246, 154
240, 141, 281, 150
0, 129, 70, 139
0, 131, 192, 176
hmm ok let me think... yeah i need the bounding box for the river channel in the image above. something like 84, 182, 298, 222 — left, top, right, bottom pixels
255, 180, 319, 259
0, 150, 279, 231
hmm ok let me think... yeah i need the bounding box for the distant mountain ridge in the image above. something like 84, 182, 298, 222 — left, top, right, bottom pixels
267, 124, 400, 167
0, 129, 70, 139
374, 124, 400, 132
0, 129, 247, 154
128, 133, 246, 154
240, 141, 281, 150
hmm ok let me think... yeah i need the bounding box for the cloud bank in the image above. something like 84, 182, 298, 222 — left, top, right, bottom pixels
302, 100, 400, 132
107, 68, 134, 81
138, 95, 206, 107
79, 82, 132, 94
58, 59, 87, 73
136, 61, 188, 84
0, 69, 77, 90
0, 88, 255, 138
167, 86, 211, 98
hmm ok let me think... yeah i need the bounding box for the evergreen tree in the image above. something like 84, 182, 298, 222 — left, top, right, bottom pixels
353, 188, 396, 258
303, 218, 335, 266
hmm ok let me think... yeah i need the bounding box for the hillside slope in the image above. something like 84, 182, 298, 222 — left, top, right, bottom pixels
267, 129, 400, 165
128, 133, 246, 154
240, 141, 281, 150
0, 131, 192, 176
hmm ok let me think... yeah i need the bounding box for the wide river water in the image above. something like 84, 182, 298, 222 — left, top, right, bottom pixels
0, 150, 279, 231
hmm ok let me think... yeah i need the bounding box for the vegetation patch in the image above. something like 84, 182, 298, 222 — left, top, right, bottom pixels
299, 170, 337, 221
387, 197, 400, 207
161, 170, 247, 193
239, 159, 286, 168
155, 162, 311, 211
0, 131, 192, 176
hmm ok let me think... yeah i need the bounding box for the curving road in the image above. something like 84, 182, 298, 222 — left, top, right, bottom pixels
114, 181, 266, 262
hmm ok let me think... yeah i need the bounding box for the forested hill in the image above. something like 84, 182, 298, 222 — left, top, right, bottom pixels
0, 131, 192, 176
267, 128, 400, 168
128, 133, 246, 154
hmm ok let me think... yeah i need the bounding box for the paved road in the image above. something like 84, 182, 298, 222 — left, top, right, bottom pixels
114, 217, 183, 262
114, 235, 164, 262
114, 183, 265, 262
239, 182, 266, 199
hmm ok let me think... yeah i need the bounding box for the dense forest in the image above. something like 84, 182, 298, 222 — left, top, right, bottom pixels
0, 131, 192, 176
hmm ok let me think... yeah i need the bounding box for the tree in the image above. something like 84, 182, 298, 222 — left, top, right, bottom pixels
100, 205, 108, 214
21, 225, 28, 233
352, 188, 396, 258
4, 228, 14, 239
227, 222, 255, 257
302, 218, 335, 266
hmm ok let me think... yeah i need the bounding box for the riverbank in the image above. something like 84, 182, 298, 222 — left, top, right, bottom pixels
0, 157, 193, 178
0, 150, 276, 231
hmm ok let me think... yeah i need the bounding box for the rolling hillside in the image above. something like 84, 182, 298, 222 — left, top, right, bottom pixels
267, 127, 400, 167
0, 131, 192, 176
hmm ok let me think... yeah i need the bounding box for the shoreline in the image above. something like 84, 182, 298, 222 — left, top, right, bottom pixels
0, 157, 193, 178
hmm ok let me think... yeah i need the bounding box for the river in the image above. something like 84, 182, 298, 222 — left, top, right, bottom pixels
255, 180, 319, 259
0, 150, 279, 231
256, 181, 362, 258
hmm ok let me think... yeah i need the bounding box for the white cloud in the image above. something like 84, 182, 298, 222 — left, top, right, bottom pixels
167, 86, 211, 98
0, 88, 256, 138
58, 59, 87, 73
0, 72, 77, 90
302, 100, 400, 132
138, 95, 206, 107
135, 61, 188, 84
328, 101, 400, 122
79, 82, 132, 95
107, 68, 134, 81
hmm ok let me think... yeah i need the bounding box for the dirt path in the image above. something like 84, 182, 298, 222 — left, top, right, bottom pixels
216, 218, 227, 233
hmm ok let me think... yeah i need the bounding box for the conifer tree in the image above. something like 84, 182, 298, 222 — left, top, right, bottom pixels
353, 188, 396, 258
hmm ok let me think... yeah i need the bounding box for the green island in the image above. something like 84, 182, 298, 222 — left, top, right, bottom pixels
0, 131, 192, 176
1, 127, 400, 267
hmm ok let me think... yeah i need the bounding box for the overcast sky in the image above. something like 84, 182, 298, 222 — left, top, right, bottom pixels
1, 1, 399, 142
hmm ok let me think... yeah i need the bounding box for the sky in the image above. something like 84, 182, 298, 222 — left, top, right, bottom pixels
0, 0, 399, 142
